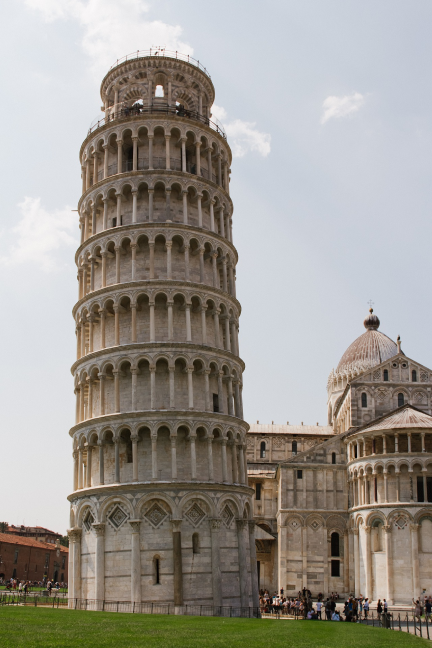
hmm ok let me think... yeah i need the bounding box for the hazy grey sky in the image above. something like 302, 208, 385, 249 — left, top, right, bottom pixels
1, 0, 431, 533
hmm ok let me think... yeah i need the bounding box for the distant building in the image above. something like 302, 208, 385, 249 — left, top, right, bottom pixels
0, 533, 68, 582
6, 525, 62, 544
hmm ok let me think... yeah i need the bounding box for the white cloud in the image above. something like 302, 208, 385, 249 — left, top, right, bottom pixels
212, 105, 271, 158
321, 92, 365, 124
25, 0, 192, 77
1, 197, 77, 271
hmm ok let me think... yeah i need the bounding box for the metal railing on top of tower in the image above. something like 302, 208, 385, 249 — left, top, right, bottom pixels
87, 103, 227, 140
108, 49, 211, 78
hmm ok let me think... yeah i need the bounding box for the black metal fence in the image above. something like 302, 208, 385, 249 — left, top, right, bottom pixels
262, 606, 431, 640
0, 595, 260, 618
2, 594, 430, 638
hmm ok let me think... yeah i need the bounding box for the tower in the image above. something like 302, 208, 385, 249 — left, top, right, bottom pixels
68, 49, 258, 610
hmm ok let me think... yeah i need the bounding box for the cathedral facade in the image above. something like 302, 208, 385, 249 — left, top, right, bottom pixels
247, 309, 432, 605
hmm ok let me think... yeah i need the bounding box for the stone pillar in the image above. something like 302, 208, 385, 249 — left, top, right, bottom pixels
131, 303, 137, 342
132, 434, 139, 481
78, 447, 83, 489
248, 520, 259, 607
165, 135, 171, 170
343, 530, 349, 595
187, 367, 194, 409
201, 306, 207, 344
184, 244, 190, 281
172, 519, 183, 607
117, 139, 123, 173
113, 369, 120, 412
93, 523, 105, 603
323, 527, 329, 597
185, 304, 192, 342
129, 520, 141, 604
182, 190, 188, 224
169, 366, 175, 409
150, 366, 156, 408
190, 433, 197, 480
69, 528, 82, 600
207, 436, 214, 481
132, 193, 138, 224
199, 248, 204, 283
148, 189, 154, 221
197, 193, 203, 227
231, 442, 238, 483
195, 141, 201, 176
114, 438, 120, 483
209, 199, 215, 231
151, 433, 157, 479
98, 441, 104, 485
99, 373, 105, 416
383, 525, 393, 603
204, 370, 211, 411
148, 134, 154, 169
221, 439, 228, 483
364, 526, 372, 600
166, 241, 172, 279
236, 519, 249, 607
411, 523, 420, 598
86, 445, 92, 487
170, 433, 177, 479
73, 451, 78, 491
353, 529, 360, 597
149, 303, 155, 341
132, 137, 138, 171
181, 138, 186, 172
209, 519, 222, 607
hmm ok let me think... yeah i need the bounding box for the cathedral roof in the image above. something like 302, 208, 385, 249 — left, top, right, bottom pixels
360, 405, 432, 433
336, 309, 399, 374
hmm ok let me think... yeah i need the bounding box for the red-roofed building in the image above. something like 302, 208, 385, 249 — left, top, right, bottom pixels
0, 533, 68, 583
6, 525, 62, 544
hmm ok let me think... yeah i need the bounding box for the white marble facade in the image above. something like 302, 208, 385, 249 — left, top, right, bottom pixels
68, 51, 257, 609
247, 311, 432, 605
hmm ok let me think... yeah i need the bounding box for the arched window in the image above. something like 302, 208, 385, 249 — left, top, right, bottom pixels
383, 369, 389, 381
332, 452, 336, 465
412, 370, 417, 382
154, 556, 160, 584
126, 146, 133, 171
155, 84, 164, 97
192, 533, 200, 554
292, 440, 297, 455
361, 393, 367, 408
330, 532, 340, 557
255, 483, 262, 501
260, 441, 266, 458
126, 439, 133, 463
398, 393, 404, 407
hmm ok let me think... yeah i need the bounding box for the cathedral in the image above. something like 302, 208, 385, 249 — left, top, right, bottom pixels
247, 308, 432, 605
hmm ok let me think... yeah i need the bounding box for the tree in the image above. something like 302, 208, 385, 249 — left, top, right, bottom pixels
0, 522, 9, 533
59, 535, 69, 548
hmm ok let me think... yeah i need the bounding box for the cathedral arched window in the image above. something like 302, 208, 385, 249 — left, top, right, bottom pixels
398, 393, 404, 407
412, 370, 417, 382
383, 369, 389, 381
330, 532, 340, 557
332, 452, 336, 464
361, 393, 367, 408
292, 441, 297, 455
260, 441, 266, 458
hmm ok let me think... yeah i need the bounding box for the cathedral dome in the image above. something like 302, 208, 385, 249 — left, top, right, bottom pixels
336, 309, 399, 373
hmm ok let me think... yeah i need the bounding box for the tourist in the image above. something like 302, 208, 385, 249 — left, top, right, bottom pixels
425, 597, 431, 621
413, 599, 422, 622
316, 599, 323, 620
332, 609, 340, 621
325, 598, 332, 620
377, 599, 383, 620
364, 598, 369, 618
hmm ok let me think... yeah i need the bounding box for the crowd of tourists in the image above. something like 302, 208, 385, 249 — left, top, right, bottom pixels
0, 578, 67, 594
259, 589, 432, 622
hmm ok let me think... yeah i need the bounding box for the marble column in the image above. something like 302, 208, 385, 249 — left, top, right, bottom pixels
353, 529, 360, 597
248, 521, 259, 607
236, 519, 249, 607
93, 523, 105, 605
172, 519, 183, 607
209, 518, 222, 607
383, 525, 393, 603
130, 520, 141, 605
411, 523, 420, 598
364, 526, 372, 600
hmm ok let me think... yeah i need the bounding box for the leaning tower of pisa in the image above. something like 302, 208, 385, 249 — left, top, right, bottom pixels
67, 49, 258, 610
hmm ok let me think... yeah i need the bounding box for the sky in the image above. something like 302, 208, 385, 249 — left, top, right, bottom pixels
1, 0, 431, 534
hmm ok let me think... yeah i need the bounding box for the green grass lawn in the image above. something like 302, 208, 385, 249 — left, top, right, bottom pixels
0, 607, 428, 648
